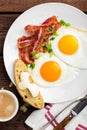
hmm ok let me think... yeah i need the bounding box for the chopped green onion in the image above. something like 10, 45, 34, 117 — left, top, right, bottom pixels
48, 26, 53, 32
65, 23, 71, 27
60, 19, 66, 25
30, 63, 35, 69
44, 43, 53, 56
45, 43, 52, 53
27, 63, 35, 69
49, 51, 54, 57
53, 31, 59, 36
31, 51, 40, 59
60, 19, 71, 27
33, 54, 41, 59
50, 37, 55, 40
31, 51, 37, 56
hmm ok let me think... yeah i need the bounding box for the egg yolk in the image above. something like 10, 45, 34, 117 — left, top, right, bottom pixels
58, 35, 79, 55
40, 61, 61, 82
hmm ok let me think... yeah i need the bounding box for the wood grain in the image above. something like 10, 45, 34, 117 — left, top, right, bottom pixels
0, 56, 10, 86
0, 14, 20, 55
0, 0, 87, 12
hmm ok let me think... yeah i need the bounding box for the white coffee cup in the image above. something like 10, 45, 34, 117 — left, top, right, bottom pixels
0, 90, 19, 122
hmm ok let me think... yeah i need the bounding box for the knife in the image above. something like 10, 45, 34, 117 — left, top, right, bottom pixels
53, 97, 87, 130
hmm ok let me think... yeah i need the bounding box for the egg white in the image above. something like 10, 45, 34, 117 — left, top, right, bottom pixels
29, 52, 78, 87
52, 26, 87, 69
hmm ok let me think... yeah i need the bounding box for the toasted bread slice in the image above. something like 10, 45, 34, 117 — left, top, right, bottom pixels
14, 59, 44, 108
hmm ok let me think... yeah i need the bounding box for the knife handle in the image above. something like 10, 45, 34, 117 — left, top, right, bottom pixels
53, 114, 73, 130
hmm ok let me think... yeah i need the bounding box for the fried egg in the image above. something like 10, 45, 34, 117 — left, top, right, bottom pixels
29, 53, 78, 87
52, 26, 87, 69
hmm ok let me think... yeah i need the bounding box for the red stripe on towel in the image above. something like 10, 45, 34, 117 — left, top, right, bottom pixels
78, 124, 87, 130
45, 104, 52, 111
48, 111, 58, 126
75, 128, 81, 130
45, 110, 65, 130
45, 114, 56, 127
76, 124, 87, 130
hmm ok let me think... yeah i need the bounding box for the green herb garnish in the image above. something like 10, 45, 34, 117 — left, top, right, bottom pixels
45, 43, 52, 53
44, 43, 53, 56
31, 51, 40, 59
65, 23, 71, 27
53, 31, 59, 36
31, 51, 37, 56
33, 54, 41, 59
60, 19, 71, 27
48, 26, 53, 32
50, 37, 55, 40
49, 51, 54, 57
27, 63, 35, 69
30, 63, 35, 69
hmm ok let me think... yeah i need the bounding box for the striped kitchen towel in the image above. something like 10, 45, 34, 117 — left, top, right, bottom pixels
25, 101, 87, 130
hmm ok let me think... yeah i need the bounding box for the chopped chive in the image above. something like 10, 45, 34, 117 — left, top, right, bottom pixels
65, 23, 71, 27
31, 51, 40, 60
60, 19, 66, 25
27, 63, 35, 69
33, 54, 41, 59
60, 19, 71, 27
48, 26, 53, 32
49, 51, 54, 57
31, 51, 37, 56
44, 43, 53, 56
30, 63, 35, 69
53, 31, 59, 36
50, 37, 55, 40
45, 43, 52, 52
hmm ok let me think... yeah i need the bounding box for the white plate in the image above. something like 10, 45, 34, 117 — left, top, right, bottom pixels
3, 3, 87, 103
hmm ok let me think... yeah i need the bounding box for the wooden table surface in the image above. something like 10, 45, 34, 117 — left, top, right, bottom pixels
0, 0, 87, 130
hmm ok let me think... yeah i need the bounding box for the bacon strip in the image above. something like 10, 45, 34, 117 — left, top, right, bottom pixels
18, 16, 61, 64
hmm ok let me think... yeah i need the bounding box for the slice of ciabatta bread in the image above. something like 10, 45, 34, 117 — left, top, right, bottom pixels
14, 59, 44, 108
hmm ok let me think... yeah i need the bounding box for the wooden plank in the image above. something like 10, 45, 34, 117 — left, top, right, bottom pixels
0, 0, 87, 12
0, 56, 10, 86
0, 14, 19, 55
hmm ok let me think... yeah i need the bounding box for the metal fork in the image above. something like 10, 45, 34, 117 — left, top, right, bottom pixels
37, 93, 87, 130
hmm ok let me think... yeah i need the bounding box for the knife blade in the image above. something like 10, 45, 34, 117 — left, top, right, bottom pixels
53, 97, 87, 130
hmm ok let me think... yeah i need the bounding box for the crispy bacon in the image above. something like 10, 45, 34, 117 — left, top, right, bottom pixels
25, 25, 40, 35
25, 16, 61, 36
42, 16, 61, 35
33, 27, 46, 52
19, 47, 34, 64
18, 16, 61, 64
18, 35, 38, 48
